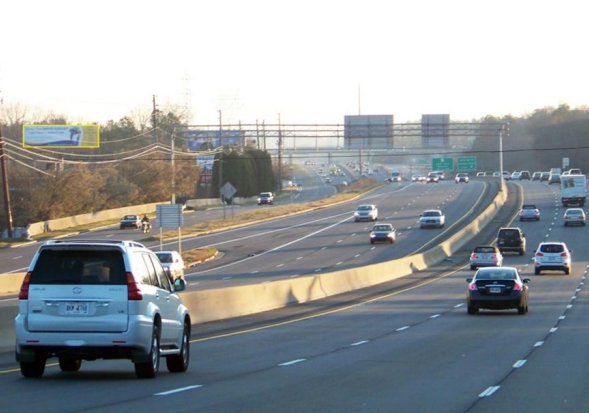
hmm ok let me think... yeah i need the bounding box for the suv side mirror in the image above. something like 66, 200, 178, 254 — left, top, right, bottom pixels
173, 278, 186, 292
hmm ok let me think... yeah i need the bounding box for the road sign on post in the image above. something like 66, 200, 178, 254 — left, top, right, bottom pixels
432, 158, 454, 171
457, 157, 477, 171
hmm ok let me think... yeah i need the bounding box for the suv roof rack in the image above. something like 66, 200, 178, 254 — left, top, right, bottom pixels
43, 239, 146, 248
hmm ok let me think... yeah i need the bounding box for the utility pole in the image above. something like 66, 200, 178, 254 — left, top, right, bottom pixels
219, 110, 226, 219
277, 114, 283, 192
0, 131, 13, 238
152, 95, 157, 145
171, 127, 176, 204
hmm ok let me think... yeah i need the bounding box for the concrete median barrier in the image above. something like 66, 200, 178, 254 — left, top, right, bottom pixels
0, 183, 506, 351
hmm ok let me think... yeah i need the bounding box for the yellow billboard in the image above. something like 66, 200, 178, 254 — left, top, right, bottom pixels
23, 124, 100, 148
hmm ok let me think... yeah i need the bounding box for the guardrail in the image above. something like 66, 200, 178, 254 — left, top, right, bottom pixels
0, 184, 506, 351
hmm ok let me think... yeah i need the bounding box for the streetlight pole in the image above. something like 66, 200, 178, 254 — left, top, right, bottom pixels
171, 126, 176, 204
499, 124, 505, 191
219, 110, 226, 219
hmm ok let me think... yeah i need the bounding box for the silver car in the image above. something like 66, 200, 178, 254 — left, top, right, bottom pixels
519, 204, 540, 221
15, 240, 191, 379
155, 250, 185, 280
563, 208, 586, 226
470, 245, 503, 270
419, 209, 445, 228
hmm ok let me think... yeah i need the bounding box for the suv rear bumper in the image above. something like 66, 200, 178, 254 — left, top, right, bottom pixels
15, 314, 153, 362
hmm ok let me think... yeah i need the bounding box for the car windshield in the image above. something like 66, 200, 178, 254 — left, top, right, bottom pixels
358, 205, 372, 211
373, 225, 391, 231
123, 215, 136, 220
567, 210, 582, 215
423, 211, 440, 217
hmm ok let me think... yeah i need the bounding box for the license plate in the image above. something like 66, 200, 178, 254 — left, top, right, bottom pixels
548, 257, 556, 261
489, 287, 501, 293
65, 302, 89, 315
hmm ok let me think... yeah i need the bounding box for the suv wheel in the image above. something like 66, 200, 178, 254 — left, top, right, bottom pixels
135, 325, 160, 379
20, 356, 46, 378
59, 357, 82, 372
166, 321, 190, 373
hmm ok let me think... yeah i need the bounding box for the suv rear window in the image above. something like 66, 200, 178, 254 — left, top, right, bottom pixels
499, 229, 520, 238
540, 244, 564, 253
31, 249, 126, 285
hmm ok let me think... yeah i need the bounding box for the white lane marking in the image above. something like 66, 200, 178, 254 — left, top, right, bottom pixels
315, 268, 322, 272
0, 297, 17, 302
396, 326, 410, 332
550, 328, 558, 333
454, 303, 464, 308
296, 257, 303, 260
479, 386, 500, 397
567, 304, 573, 309
559, 316, 566, 320
513, 360, 527, 368
430, 314, 441, 319
276, 264, 284, 268
290, 274, 300, 278
336, 262, 343, 266
354, 254, 361, 258
351, 340, 369, 346
279, 359, 306, 366
12, 256, 23, 260
222, 276, 232, 280
250, 270, 259, 274
155, 385, 203, 396
534, 341, 544, 347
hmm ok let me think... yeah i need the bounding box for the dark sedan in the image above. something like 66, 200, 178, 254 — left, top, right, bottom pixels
466, 267, 530, 315
369, 224, 396, 244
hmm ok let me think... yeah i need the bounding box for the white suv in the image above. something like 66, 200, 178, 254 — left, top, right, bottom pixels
15, 240, 191, 379
534, 241, 572, 275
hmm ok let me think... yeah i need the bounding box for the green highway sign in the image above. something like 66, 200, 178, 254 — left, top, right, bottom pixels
457, 157, 477, 171
432, 157, 454, 171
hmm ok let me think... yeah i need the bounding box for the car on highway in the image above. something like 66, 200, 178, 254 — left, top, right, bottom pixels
519, 170, 531, 180
419, 209, 445, 228
532, 171, 542, 181
120, 214, 142, 229
155, 250, 185, 281
369, 223, 396, 244
354, 204, 378, 222
511, 171, 521, 180
497, 227, 526, 255
412, 174, 426, 183
469, 245, 503, 270
466, 267, 530, 315
563, 208, 586, 226
426, 172, 439, 183
455, 173, 469, 183
534, 241, 572, 275
519, 204, 540, 221
434, 171, 445, 180
493, 171, 500, 178
14, 239, 190, 378
502, 171, 511, 181
548, 173, 561, 185
257, 192, 274, 205
540, 171, 550, 182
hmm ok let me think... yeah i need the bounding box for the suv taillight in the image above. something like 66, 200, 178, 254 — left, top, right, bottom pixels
18, 272, 32, 300
126, 272, 143, 300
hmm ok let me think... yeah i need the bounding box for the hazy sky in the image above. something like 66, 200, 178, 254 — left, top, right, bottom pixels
2, 0, 588, 126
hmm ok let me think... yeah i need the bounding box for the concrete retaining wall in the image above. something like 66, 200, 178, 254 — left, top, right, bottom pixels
0, 184, 506, 351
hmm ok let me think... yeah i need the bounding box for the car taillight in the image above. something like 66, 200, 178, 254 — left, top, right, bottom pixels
491, 254, 497, 259
561, 252, 569, 258
536, 252, 544, 257
126, 272, 143, 300
513, 283, 523, 291
470, 253, 478, 259
18, 271, 32, 300
469, 284, 477, 291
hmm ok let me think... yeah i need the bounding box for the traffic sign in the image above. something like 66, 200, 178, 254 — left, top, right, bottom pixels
432, 158, 453, 171
457, 157, 476, 171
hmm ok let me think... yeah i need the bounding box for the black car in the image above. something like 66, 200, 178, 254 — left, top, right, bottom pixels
497, 227, 526, 255
466, 267, 530, 315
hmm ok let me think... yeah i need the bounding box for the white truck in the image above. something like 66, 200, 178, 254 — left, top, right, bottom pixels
560, 174, 587, 207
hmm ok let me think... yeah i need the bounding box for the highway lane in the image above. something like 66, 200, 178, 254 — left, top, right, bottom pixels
3, 181, 589, 412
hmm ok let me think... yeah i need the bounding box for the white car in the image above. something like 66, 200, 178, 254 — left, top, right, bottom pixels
354, 204, 378, 222
155, 250, 185, 280
455, 173, 469, 183
534, 241, 572, 275
419, 209, 445, 228
563, 208, 586, 226
15, 240, 190, 378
